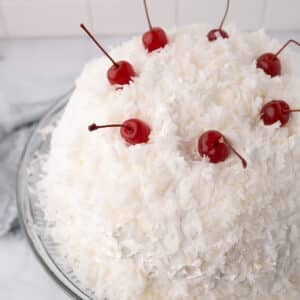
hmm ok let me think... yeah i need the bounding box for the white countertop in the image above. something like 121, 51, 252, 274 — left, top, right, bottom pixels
1, 31, 300, 299
0, 233, 67, 299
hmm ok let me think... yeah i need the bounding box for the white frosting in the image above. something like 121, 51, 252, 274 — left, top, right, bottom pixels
39, 24, 300, 299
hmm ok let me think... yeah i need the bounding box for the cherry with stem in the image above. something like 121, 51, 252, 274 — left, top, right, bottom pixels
198, 130, 247, 169
207, 0, 230, 42
257, 39, 300, 77
142, 0, 168, 52
80, 24, 136, 86
260, 100, 300, 126
88, 119, 151, 145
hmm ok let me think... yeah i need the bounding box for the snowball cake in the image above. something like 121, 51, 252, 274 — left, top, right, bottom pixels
37, 22, 300, 300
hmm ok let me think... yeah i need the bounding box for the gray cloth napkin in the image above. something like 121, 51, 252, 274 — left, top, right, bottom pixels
0, 101, 53, 236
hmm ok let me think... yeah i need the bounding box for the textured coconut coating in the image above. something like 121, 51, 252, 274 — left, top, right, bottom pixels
39, 24, 300, 300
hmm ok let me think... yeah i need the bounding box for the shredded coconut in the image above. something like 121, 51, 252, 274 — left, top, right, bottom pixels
38, 24, 300, 299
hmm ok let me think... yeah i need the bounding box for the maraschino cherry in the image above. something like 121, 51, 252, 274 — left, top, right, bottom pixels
207, 0, 230, 42
260, 100, 300, 126
88, 118, 151, 145
80, 24, 136, 86
256, 39, 300, 77
142, 0, 168, 52
198, 130, 247, 168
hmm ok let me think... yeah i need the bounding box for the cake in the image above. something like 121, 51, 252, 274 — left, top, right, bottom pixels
37, 23, 300, 300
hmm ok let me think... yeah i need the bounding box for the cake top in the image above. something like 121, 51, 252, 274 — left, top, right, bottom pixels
39, 20, 300, 300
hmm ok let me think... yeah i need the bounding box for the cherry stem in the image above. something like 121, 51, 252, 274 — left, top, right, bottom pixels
88, 123, 125, 131
286, 109, 300, 113
143, 0, 153, 30
275, 39, 300, 57
80, 24, 118, 67
224, 137, 247, 169
219, 0, 230, 30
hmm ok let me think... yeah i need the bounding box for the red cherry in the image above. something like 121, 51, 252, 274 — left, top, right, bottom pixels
88, 118, 151, 145
256, 53, 281, 77
260, 100, 300, 126
207, 0, 230, 42
81, 24, 136, 86
107, 61, 136, 86
207, 29, 229, 42
256, 39, 300, 77
143, 27, 168, 52
121, 119, 151, 144
142, 0, 168, 52
198, 130, 247, 168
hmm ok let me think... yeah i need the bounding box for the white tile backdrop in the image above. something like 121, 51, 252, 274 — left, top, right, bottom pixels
177, 0, 265, 30
0, 0, 299, 38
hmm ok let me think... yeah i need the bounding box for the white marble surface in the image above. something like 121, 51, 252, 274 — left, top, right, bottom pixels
0, 233, 67, 299
1, 30, 300, 299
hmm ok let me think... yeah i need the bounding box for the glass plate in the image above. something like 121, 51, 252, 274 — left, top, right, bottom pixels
17, 90, 94, 300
